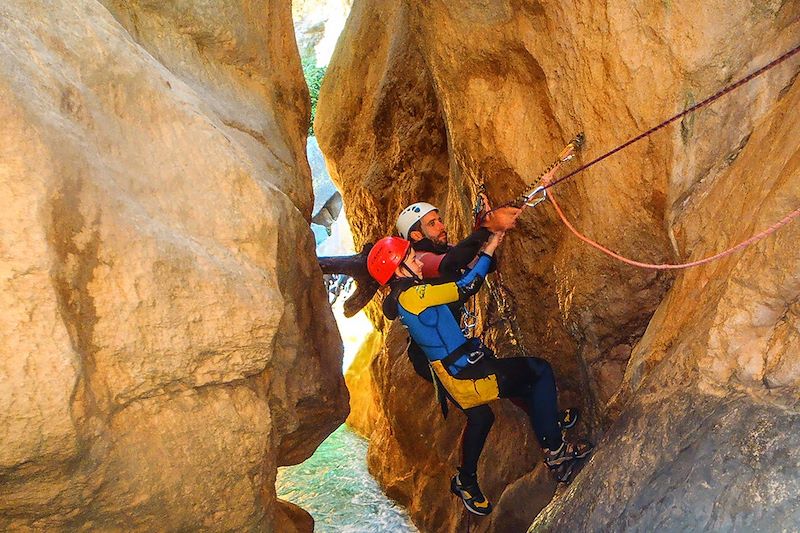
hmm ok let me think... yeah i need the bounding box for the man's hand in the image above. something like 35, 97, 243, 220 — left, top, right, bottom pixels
482, 206, 522, 233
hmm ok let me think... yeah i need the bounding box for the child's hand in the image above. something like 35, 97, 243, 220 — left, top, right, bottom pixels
484, 231, 505, 256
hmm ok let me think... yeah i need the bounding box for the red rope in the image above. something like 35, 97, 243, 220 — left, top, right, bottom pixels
544, 42, 800, 190
547, 190, 800, 270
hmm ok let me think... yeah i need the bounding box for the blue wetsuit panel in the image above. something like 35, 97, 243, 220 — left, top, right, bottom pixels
396, 254, 493, 372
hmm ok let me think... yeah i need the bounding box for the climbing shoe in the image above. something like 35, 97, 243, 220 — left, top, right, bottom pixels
549, 459, 578, 484
545, 438, 593, 467
558, 408, 580, 431
450, 472, 493, 516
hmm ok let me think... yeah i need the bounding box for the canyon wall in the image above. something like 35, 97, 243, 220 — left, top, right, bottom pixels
316, 0, 799, 531
0, 1, 347, 530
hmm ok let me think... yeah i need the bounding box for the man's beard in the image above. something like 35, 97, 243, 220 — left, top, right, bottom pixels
433, 231, 448, 245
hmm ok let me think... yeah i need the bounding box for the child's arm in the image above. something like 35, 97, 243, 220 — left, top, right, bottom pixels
398, 252, 494, 313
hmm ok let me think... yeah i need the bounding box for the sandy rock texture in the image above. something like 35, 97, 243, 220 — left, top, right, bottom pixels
316, 0, 799, 531
0, 0, 347, 530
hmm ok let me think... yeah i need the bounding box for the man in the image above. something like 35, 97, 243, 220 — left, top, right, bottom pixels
396, 197, 519, 281
315, 196, 520, 318
366, 235, 592, 516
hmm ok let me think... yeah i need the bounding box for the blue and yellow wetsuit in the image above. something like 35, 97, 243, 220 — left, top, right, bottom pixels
390, 253, 500, 408
404, 229, 496, 381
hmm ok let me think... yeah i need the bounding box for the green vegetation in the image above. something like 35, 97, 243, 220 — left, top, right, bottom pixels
302, 55, 326, 136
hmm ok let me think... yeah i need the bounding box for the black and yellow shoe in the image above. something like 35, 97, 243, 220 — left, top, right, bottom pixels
450, 473, 493, 516
558, 408, 580, 431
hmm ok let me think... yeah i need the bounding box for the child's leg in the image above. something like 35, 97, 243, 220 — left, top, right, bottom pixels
459, 404, 495, 478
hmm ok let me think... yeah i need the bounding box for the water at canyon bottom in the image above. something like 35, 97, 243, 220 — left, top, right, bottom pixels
276, 425, 418, 532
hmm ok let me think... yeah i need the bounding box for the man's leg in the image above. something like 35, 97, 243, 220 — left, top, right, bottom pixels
492, 357, 562, 451
492, 356, 593, 481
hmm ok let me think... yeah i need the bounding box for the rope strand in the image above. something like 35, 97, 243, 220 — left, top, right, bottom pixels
547, 190, 800, 269
530, 43, 800, 270
545, 43, 800, 190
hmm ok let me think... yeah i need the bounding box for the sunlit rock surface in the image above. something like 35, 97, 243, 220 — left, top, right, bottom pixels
316, 0, 799, 531
344, 329, 382, 437
0, 0, 347, 530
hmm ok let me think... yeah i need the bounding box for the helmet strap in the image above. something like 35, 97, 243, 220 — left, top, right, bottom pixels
399, 249, 422, 282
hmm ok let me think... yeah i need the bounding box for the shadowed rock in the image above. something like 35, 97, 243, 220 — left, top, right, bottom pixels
316, 0, 800, 530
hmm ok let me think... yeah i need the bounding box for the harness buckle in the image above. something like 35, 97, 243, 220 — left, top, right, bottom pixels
467, 349, 485, 364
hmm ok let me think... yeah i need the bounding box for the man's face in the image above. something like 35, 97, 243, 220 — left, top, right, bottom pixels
419, 210, 447, 245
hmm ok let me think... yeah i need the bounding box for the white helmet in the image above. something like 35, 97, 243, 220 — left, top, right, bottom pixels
396, 202, 438, 239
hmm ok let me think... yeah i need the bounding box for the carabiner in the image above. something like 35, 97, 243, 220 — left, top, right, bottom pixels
461, 305, 478, 336
524, 186, 547, 208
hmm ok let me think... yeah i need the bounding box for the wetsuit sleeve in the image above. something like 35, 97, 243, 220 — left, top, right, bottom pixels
455, 253, 492, 299
397, 283, 460, 314
398, 254, 493, 313
465, 253, 497, 274
438, 227, 492, 277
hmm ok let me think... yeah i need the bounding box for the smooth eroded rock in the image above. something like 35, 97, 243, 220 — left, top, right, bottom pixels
0, 0, 348, 529
317, 0, 799, 530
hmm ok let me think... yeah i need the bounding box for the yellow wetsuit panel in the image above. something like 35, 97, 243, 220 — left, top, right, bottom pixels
397, 282, 459, 315
430, 360, 499, 409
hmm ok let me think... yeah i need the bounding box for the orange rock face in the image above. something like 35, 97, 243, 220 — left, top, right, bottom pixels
344, 330, 383, 437
316, 0, 799, 530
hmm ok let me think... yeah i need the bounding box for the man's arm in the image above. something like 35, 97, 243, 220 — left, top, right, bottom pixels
317, 243, 379, 317
438, 227, 492, 276
437, 204, 520, 277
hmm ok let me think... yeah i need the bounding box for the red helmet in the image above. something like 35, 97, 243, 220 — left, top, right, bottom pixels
367, 237, 411, 285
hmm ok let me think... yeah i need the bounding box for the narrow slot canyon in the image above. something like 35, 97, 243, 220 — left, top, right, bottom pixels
1, 1, 799, 532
